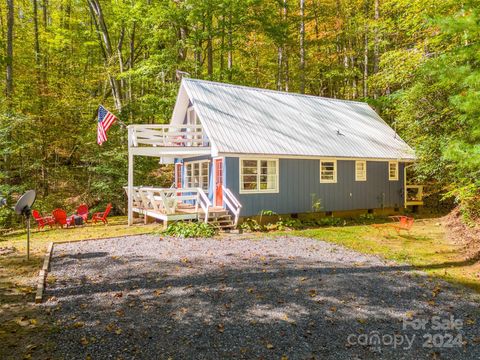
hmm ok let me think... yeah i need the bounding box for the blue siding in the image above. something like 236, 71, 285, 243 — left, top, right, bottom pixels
224, 157, 405, 217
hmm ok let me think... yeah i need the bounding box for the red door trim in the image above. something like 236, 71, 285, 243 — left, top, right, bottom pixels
214, 158, 223, 207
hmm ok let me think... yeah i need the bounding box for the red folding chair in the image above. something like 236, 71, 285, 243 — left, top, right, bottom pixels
32, 210, 55, 230
52, 208, 74, 228
92, 203, 112, 224
77, 204, 89, 223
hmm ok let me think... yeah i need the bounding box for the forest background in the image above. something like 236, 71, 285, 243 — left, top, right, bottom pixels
0, 0, 478, 227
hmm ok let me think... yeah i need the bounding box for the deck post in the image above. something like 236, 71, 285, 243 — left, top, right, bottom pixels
128, 127, 134, 226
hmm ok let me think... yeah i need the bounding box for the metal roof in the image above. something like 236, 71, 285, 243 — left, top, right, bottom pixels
181, 78, 415, 160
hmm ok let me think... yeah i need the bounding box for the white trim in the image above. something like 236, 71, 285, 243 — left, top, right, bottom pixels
239, 157, 279, 194
218, 153, 415, 162
355, 160, 367, 181
320, 159, 337, 183
388, 161, 399, 181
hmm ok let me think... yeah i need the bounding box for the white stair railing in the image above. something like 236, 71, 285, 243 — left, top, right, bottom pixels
222, 186, 242, 226
196, 188, 212, 223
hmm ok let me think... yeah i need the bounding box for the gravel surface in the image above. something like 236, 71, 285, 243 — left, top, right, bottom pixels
44, 235, 480, 359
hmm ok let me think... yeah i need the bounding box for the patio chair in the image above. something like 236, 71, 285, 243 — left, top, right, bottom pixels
92, 203, 112, 224
77, 204, 89, 223
52, 208, 74, 228
371, 215, 415, 235
32, 210, 55, 230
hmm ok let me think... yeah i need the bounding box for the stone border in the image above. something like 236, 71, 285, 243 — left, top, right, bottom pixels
35, 242, 53, 304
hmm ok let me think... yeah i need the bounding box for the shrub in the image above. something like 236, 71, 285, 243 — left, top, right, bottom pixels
316, 217, 343, 227
162, 221, 218, 238
240, 218, 265, 232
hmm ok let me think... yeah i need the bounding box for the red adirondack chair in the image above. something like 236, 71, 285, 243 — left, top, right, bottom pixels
52, 208, 74, 228
32, 210, 55, 230
77, 204, 89, 223
92, 203, 112, 224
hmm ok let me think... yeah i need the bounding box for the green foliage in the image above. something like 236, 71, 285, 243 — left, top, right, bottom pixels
240, 218, 264, 232
0, 0, 476, 226
162, 221, 218, 238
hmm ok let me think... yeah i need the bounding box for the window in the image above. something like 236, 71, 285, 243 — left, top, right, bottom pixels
187, 107, 200, 126
320, 159, 337, 183
355, 160, 367, 181
389, 161, 399, 181
185, 161, 209, 191
240, 158, 278, 193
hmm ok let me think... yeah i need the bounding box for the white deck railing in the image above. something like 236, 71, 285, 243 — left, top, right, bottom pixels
128, 124, 210, 148
405, 185, 424, 206
223, 186, 242, 226
126, 186, 212, 219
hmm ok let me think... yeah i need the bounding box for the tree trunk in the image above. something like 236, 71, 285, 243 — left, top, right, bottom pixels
277, 45, 283, 91
283, 0, 289, 91
299, 0, 305, 94
373, 0, 380, 98
363, 6, 369, 98
87, 0, 122, 111
128, 22, 135, 103
6, 0, 13, 98
33, 0, 40, 66
117, 25, 125, 98
227, 11, 232, 81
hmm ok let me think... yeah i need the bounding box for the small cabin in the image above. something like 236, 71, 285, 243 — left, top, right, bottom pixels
126, 79, 422, 229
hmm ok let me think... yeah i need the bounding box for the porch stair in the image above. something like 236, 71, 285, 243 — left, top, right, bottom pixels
198, 208, 236, 231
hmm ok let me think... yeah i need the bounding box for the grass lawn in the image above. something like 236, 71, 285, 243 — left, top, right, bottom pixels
0, 216, 163, 359
281, 217, 480, 293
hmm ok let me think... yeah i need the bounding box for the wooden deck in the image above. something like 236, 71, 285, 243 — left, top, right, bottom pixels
133, 204, 226, 223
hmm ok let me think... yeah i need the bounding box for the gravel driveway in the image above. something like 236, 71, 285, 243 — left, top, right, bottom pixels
44, 235, 480, 359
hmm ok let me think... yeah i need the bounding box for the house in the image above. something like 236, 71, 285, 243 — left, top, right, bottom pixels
126, 79, 423, 228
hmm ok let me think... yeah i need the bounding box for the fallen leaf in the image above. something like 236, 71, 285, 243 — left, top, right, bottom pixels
115, 328, 122, 335
217, 323, 225, 333
73, 321, 85, 328
80, 337, 89, 346
266, 343, 274, 350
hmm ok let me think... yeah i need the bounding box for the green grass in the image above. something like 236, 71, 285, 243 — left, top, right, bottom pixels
278, 218, 480, 292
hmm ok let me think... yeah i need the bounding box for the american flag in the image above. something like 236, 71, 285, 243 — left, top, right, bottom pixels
97, 105, 117, 145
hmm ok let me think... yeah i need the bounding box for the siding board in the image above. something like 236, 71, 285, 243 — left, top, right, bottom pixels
225, 157, 405, 217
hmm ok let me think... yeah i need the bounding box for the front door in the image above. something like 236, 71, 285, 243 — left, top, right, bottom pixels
175, 163, 183, 189
214, 159, 223, 206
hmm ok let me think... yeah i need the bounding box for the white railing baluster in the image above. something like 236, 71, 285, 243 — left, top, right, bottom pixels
127, 124, 209, 148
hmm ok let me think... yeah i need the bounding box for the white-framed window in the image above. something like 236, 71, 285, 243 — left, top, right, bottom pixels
187, 107, 200, 126
388, 161, 399, 181
320, 159, 337, 183
355, 160, 367, 181
240, 158, 279, 193
185, 160, 209, 191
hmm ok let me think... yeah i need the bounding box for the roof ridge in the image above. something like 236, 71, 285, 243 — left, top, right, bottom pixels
182, 78, 369, 105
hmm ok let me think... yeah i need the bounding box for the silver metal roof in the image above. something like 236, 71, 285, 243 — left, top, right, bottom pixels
182, 78, 415, 160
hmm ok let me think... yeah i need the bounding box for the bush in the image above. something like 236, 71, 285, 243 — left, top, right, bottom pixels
316, 217, 343, 227
162, 221, 218, 238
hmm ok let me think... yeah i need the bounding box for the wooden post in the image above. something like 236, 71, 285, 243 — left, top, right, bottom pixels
128, 127, 134, 225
